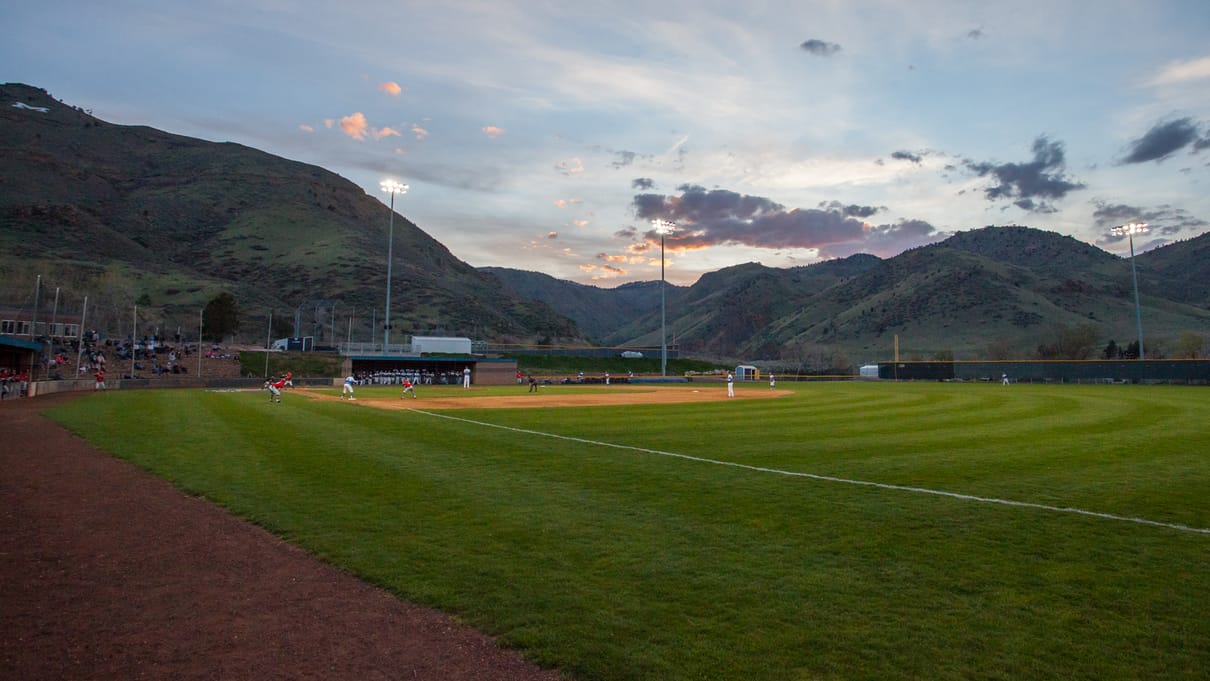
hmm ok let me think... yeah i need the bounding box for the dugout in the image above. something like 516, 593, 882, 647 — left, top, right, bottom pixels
340, 354, 517, 386
0, 334, 41, 376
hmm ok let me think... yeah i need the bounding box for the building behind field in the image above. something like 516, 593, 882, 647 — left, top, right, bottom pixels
410, 336, 472, 355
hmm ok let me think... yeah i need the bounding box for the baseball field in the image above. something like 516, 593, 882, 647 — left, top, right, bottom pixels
43, 380, 1210, 680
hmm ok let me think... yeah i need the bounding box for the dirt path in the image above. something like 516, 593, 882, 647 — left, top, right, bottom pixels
0, 393, 561, 681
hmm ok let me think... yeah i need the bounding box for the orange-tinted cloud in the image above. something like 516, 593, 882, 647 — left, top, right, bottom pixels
482, 125, 506, 138
377, 81, 403, 96
547, 231, 558, 239
412, 124, 429, 140
299, 124, 315, 132
373, 126, 401, 140
340, 112, 369, 140
556, 158, 584, 175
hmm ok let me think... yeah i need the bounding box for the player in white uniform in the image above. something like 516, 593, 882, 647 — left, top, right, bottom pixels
341, 375, 356, 400
726, 372, 734, 397
462, 366, 471, 389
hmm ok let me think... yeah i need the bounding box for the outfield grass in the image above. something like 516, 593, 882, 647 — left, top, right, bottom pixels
46, 382, 1210, 681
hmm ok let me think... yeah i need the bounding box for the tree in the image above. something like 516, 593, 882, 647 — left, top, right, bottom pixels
1036, 323, 1098, 360
1176, 332, 1205, 359
202, 292, 240, 342
1102, 339, 1119, 359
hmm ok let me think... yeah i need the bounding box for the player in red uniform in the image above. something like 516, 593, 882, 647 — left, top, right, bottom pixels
265, 376, 286, 403
401, 377, 417, 399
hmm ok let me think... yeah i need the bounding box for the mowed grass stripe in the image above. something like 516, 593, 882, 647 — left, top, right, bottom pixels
46, 383, 1210, 681
409, 405, 1210, 535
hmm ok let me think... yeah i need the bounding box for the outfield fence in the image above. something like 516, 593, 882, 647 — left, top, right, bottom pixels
878, 359, 1210, 384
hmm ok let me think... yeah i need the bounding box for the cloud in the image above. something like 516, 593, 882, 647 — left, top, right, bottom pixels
614, 226, 638, 239
1145, 56, 1210, 87
800, 39, 842, 57
377, 81, 402, 96
1091, 200, 1208, 235
890, 150, 924, 164
299, 124, 314, 133
339, 112, 369, 140
411, 124, 428, 140
632, 177, 655, 190
1012, 198, 1056, 214
547, 231, 558, 239
631, 184, 940, 257
555, 157, 584, 175
828, 220, 946, 259
966, 27, 985, 40
964, 136, 1085, 212
1121, 118, 1202, 164
611, 150, 637, 168
609, 149, 653, 168
482, 125, 506, 138
818, 200, 883, 218
373, 126, 401, 140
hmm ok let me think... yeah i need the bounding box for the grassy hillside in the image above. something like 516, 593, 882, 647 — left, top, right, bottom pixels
0, 83, 582, 344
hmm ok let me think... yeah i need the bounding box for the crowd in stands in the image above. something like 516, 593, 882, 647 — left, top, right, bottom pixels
353, 369, 467, 386
19, 330, 242, 383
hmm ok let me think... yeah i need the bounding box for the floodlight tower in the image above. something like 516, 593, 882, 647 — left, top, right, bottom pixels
380, 179, 409, 350
1110, 222, 1149, 360
651, 219, 677, 376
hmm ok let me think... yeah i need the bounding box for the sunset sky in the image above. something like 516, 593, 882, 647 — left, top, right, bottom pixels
5, 0, 1210, 286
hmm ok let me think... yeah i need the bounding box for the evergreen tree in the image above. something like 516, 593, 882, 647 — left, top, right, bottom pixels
203, 292, 240, 342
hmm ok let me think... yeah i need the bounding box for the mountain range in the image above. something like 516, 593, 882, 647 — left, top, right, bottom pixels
3, 82, 1208, 363
486, 227, 1210, 363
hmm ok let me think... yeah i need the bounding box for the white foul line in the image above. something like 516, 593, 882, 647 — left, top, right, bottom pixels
408, 409, 1210, 536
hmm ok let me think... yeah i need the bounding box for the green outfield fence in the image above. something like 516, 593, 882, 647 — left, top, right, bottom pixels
878, 359, 1210, 384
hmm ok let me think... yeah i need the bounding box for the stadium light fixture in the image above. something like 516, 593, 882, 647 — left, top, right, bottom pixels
380, 179, 409, 350
1110, 222, 1149, 360
652, 218, 677, 376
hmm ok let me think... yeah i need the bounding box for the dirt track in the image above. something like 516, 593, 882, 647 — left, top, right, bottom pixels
0, 393, 560, 681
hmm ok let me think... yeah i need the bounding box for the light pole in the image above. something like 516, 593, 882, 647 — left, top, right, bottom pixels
652, 219, 677, 376
380, 179, 408, 350
1111, 222, 1149, 360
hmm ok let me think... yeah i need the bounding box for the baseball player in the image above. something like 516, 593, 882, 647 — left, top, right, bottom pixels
726, 372, 734, 397
341, 374, 356, 400
266, 376, 285, 403
401, 377, 417, 399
